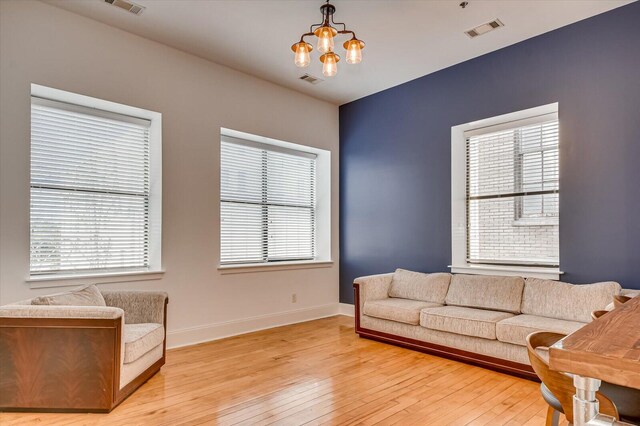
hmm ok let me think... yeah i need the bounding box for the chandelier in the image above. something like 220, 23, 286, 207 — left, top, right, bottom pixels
291, 1, 365, 77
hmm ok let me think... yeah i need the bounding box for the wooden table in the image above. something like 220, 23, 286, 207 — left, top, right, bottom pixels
549, 296, 640, 425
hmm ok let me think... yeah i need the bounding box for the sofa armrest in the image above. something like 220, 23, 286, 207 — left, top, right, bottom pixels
0, 304, 124, 319
101, 291, 168, 324
353, 273, 393, 314
621, 289, 640, 298
0, 306, 124, 411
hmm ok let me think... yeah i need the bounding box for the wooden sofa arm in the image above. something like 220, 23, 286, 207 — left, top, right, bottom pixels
101, 290, 168, 324
0, 314, 123, 412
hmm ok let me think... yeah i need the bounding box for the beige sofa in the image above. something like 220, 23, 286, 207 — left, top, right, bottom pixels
353, 269, 638, 379
0, 285, 168, 412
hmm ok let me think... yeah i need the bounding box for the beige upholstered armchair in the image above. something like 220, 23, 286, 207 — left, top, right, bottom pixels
0, 286, 168, 413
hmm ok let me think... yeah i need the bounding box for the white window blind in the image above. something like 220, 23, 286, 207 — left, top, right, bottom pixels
465, 113, 559, 267
220, 136, 316, 264
30, 97, 152, 276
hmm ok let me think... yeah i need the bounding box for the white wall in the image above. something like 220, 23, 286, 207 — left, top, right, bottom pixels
0, 0, 340, 347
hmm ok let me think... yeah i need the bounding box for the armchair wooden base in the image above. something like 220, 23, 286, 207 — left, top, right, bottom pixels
0, 300, 167, 413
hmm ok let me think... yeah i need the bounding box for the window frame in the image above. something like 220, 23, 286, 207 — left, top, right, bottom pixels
27, 84, 163, 287
218, 129, 332, 273
450, 103, 561, 280
220, 135, 317, 265
513, 123, 560, 226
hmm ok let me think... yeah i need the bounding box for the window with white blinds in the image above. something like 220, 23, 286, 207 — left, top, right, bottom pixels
465, 113, 559, 267
30, 96, 156, 276
220, 136, 317, 265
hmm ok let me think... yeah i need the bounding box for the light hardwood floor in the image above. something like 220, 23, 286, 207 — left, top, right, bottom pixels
0, 315, 565, 426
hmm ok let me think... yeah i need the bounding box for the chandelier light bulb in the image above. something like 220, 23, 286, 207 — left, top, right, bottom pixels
344, 39, 364, 65
292, 42, 312, 68
321, 52, 339, 77
315, 26, 336, 53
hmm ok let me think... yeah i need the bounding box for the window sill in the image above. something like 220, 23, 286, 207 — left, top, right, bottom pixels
27, 269, 165, 289
512, 218, 559, 227
449, 264, 562, 280
218, 260, 333, 275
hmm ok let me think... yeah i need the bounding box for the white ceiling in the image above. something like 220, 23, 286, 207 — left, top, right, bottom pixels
43, 0, 632, 105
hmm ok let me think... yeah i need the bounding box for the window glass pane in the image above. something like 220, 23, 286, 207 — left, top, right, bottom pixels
220, 139, 316, 264
30, 189, 148, 273
543, 150, 559, 184
468, 196, 559, 265
220, 142, 263, 204
267, 205, 314, 261
220, 202, 264, 264
30, 98, 151, 275
521, 193, 543, 217
466, 118, 559, 266
467, 129, 516, 197
543, 193, 559, 216
31, 106, 148, 194
521, 152, 543, 188
266, 151, 315, 207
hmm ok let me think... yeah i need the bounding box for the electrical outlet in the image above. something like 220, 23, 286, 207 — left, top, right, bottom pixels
291, 293, 297, 303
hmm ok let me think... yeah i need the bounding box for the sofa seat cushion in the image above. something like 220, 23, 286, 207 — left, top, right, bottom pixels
495, 314, 585, 347
124, 323, 164, 364
522, 278, 621, 323
389, 269, 451, 304
363, 299, 442, 325
445, 274, 524, 314
420, 306, 514, 340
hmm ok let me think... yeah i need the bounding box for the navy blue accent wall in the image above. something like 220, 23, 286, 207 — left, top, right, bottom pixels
339, 3, 640, 303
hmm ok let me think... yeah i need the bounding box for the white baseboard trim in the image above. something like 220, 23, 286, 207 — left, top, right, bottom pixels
167, 303, 342, 349
338, 302, 355, 317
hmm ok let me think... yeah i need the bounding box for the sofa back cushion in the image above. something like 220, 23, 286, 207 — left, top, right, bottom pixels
389, 269, 451, 304
32, 284, 106, 307
522, 278, 621, 323
446, 274, 525, 314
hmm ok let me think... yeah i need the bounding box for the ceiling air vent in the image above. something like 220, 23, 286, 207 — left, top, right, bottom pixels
465, 19, 504, 38
299, 74, 323, 85
103, 0, 145, 16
